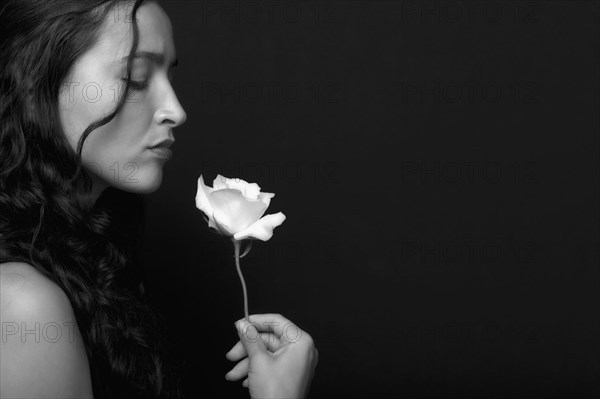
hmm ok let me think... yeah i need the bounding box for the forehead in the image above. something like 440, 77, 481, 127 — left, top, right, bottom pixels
98, 1, 176, 64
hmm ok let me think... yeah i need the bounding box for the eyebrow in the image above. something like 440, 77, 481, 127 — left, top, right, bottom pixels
121, 51, 178, 68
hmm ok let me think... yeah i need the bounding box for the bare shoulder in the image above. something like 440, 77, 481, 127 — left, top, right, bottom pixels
1, 262, 59, 308
0, 262, 94, 398
1, 262, 72, 318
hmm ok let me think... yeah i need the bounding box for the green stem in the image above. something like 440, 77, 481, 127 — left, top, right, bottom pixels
233, 238, 250, 322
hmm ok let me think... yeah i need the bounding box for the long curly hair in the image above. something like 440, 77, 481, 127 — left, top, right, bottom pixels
0, 0, 185, 397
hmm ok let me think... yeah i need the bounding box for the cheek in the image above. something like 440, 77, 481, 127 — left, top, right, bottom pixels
59, 81, 119, 152
81, 107, 155, 173
59, 75, 156, 182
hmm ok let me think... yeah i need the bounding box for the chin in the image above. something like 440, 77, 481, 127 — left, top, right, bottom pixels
116, 170, 164, 194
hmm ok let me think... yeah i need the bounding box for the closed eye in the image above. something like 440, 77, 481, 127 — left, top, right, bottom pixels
123, 78, 149, 91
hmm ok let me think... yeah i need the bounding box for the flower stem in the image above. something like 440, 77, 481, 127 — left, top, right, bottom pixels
233, 239, 250, 322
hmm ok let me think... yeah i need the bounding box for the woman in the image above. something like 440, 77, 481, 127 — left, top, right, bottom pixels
0, 0, 318, 398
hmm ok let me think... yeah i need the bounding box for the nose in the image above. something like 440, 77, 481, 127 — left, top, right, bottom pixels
154, 83, 187, 128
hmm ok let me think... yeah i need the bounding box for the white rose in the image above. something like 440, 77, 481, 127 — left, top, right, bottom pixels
195, 174, 286, 241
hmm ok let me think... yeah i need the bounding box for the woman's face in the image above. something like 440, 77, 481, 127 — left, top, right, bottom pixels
58, 1, 187, 196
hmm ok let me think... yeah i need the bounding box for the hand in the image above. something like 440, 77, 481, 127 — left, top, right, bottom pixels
225, 313, 319, 399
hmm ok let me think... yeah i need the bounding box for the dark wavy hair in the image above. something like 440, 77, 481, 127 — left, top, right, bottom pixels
0, 0, 185, 397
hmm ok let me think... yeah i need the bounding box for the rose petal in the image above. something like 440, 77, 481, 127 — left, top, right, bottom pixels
209, 189, 268, 233
214, 175, 262, 200
195, 175, 218, 230
233, 212, 286, 241
212, 208, 235, 236
258, 192, 275, 208
212, 174, 230, 191
224, 179, 259, 199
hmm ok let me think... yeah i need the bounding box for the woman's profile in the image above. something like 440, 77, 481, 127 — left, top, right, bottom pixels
0, 0, 318, 397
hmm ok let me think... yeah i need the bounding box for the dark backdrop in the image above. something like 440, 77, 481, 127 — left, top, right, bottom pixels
138, 1, 600, 398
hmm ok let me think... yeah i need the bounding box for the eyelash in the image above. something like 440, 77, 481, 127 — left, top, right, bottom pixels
122, 70, 174, 91
123, 78, 149, 91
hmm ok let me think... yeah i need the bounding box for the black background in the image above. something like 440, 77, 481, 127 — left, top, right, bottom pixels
138, 1, 600, 398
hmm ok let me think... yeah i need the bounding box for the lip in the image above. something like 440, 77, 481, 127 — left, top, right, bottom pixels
150, 137, 175, 149
149, 147, 173, 161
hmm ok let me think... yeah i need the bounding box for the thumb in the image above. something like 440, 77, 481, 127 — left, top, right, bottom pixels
235, 320, 267, 357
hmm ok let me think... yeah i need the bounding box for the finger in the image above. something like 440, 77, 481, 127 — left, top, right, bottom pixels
226, 333, 283, 361
235, 313, 305, 345
224, 357, 249, 382
261, 332, 283, 352
235, 321, 267, 357
242, 378, 249, 388
226, 340, 245, 361
228, 333, 282, 356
